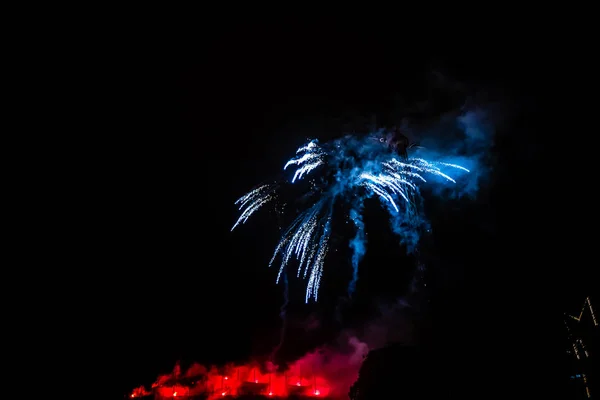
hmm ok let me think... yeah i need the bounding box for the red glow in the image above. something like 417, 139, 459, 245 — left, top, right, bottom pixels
137, 364, 334, 399
130, 336, 369, 399
129, 385, 151, 398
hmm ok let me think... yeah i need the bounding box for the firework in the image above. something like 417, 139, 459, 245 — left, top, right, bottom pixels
232, 132, 469, 302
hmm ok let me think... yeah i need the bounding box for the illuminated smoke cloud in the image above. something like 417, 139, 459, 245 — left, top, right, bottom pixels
130, 335, 369, 399
232, 109, 491, 302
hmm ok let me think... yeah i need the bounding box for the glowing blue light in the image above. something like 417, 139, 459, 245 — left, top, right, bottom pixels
232, 133, 471, 302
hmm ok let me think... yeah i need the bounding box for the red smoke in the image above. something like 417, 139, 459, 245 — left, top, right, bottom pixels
130, 385, 152, 397
130, 297, 415, 399
130, 336, 369, 399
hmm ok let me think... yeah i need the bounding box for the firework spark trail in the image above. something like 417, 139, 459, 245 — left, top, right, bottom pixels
232, 134, 470, 302
231, 184, 278, 231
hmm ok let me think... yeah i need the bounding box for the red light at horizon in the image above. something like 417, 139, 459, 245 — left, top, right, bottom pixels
133, 362, 338, 399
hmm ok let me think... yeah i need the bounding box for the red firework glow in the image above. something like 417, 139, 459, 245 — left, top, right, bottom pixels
130, 337, 368, 399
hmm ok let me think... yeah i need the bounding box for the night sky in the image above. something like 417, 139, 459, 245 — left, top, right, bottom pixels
96, 18, 595, 398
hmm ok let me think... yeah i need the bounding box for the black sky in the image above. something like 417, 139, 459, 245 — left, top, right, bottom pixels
91, 18, 596, 398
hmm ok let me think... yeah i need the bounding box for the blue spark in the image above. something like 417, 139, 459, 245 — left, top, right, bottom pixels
232, 133, 470, 302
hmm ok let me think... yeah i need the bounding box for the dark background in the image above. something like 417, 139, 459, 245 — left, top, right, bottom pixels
86, 17, 596, 399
